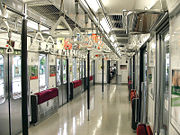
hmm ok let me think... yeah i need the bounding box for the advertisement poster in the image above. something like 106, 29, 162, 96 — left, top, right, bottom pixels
29, 65, 38, 80
171, 70, 180, 128
50, 65, 56, 77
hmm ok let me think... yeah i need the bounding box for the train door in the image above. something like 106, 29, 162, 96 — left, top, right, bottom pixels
139, 45, 148, 123
84, 60, 87, 91
62, 58, 67, 104
0, 49, 22, 135
157, 29, 170, 134
80, 59, 84, 91
93, 60, 95, 85
107, 60, 110, 83
56, 57, 63, 106
72, 57, 77, 81
154, 20, 169, 134
161, 31, 170, 135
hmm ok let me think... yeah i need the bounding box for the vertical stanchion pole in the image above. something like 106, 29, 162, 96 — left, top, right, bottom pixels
87, 50, 90, 121
67, 57, 69, 102
21, 4, 28, 135
102, 57, 104, 93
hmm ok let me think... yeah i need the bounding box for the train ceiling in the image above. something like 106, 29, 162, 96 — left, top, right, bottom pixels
1, 0, 166, 58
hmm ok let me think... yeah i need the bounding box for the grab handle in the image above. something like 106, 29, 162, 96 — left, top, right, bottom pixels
6, 44, 14, 54
34, 32, 44, 42
46, 36, 55, 45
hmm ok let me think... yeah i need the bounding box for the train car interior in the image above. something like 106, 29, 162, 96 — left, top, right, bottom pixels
0, 0, 180, 135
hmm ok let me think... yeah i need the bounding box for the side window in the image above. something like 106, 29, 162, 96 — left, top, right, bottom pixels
12, 55, 21, 99
56, 59, 61, 86
39, 54, 48, 91
0, 55, 5, 103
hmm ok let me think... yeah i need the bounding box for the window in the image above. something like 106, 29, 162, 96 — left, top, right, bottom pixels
56, 59, 61, 86
12, 55, 21, 99
39, 54, 48, 91
0, 55, 5, 104
80, 60, 84, 79
72, 58, 77, 81
63, 59, 67, 84
165, 33, 170, 92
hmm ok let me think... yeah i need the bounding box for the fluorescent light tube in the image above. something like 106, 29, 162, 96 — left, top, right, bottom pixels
100, 18, 110, 34
86, 0, 100, 12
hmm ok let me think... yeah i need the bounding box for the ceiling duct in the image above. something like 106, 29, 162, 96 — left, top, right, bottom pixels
126, 10, 164, 34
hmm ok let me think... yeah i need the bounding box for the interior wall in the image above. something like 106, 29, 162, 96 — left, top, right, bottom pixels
117, 57, 129, 84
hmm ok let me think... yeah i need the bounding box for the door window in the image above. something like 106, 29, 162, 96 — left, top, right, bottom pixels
73, 58, 77, 81
80, 60, 84, 79
165, 33, 170, 92
63, 59, 67, 84
0, 55, 5, 103
57, 59, 61, 86
12, 55, 21, 99
39, 54, 48, 91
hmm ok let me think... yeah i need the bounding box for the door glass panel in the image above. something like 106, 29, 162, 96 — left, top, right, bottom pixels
39, 54, 48, 91
57, 59, 61, 86
163, 32, 170, 132
73, 58, 77, 81
80, 60, 83, 79
165, 33, 170, 92
0, 55, 5, 103
12, 55, 21, 99
63, 59, 67, 84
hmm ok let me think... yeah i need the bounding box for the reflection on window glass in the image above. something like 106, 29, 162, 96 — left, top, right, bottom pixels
73, 58, 77, 81
12, 55, 21, 99
0, 55, 5, 103
80, 60, 83, 79
91, 61, 94, 75
63, 59, 67, 84
165, 33, 170, 92
57, 59, 61, 86
39, 54, 48, 91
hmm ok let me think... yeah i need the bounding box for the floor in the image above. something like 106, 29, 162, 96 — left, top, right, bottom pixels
28, 84, 136, 135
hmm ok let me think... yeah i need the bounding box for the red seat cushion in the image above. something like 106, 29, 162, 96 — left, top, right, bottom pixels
35, 88, 58, 104
89, 76, 93, 81
146, 126, 153, 135
137, 124, 147, 135
73, 80, 82, 88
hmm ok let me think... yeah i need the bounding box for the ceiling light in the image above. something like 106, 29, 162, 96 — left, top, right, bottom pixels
40, 25, 49, 31
85, 0, 100, 12
113, 43, 118, 48
100, 18, 111, 34
27, 20, 38, 30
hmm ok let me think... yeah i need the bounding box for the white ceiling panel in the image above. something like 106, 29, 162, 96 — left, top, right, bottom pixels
102, 0, 135, 14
